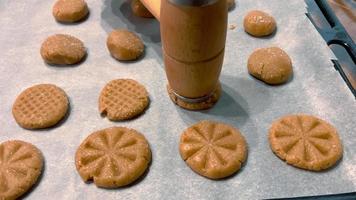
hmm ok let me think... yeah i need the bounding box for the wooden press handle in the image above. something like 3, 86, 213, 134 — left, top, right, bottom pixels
140, 0, 161, 20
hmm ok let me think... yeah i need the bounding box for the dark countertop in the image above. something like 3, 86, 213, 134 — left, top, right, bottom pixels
328, 0, 356, 42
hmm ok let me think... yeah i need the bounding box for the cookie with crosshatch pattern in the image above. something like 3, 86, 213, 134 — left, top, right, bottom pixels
99, 79, 149, 121
269, 114, 343, 171
75, 126, 151, 188
0, 140, 43, 200
179, 120, 247, 179
12, 84, 69, 129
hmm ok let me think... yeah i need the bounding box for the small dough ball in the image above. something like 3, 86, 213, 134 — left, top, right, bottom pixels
131, 0, 154, 18
247, 47, 292, 85
227, 0, 235, 11
40, 34, 86, 65
107, 29, 144, 61
244, 10, 276, 37
52, 0, 89, 23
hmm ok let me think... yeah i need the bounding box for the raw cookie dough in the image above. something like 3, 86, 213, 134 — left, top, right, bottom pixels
12, 84, 69, 129
131, 0, 154, 18
106, 29, 144, 61
40, 34, 86, 65
179, 120, 247, 179
269, 114, 343, 171
244, 10, 276, 37
52, 0, 89, 23
247, 47, 293, 85
0, 140, 43, 200
99, 79, 149, 121
75, 127, 151, 188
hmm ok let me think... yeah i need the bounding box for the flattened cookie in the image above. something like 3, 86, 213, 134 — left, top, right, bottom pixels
247, 47, 292, 85
75, 127, 151, 188
40, 34, 86, 65
12, 84, 69, 129
179, 121, 247, 179
0, 140, 43, 200
106, 29, 144, 61
269, 114, 343, 171
52, 0, 89, 23
99, 79, 149, 121
244, 10, 276, 37
131, 0, 154, 18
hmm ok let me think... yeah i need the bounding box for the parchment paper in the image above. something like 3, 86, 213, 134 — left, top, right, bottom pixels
0, 0, 355, 199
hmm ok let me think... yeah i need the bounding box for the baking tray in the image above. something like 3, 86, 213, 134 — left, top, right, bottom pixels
0, 0, 355, 199
306, 0, 356, 97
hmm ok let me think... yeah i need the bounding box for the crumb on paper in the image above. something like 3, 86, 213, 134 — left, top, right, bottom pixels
229, 24, 237, 30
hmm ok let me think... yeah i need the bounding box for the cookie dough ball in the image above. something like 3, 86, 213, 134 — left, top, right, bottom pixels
107, 29, 144, 61
40, 34, 86, 65
247, 47, 292, 85
244, 10, 276, 37
52, 0, 89, 23
227, 0, 235, 11
131, 0, 154, 18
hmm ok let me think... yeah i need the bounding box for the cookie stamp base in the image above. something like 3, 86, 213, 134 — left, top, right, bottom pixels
167, 83, 221, 110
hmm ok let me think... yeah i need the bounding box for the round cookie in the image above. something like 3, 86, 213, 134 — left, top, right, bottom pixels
106, 29, 144, 61
99, 79, 149, 121
75, 127, 151, 188
0, 140, 43, 200
52, 0, 89, 23
167, 83, 221, 110
131, 0, 154, 18
269, 114, 343, 171
244, 10, 276, 37
40, 34, 86, 65
12, 84, 69, 129
247, 47, 293, 85
179, 120, 247, 179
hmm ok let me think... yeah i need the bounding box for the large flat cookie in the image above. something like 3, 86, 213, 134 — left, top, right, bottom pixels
0, 140, 43, 200
12, 84, 69, 129
179, 120, 247, 179
75, 127, 151, 188
269, 114, 343, 171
